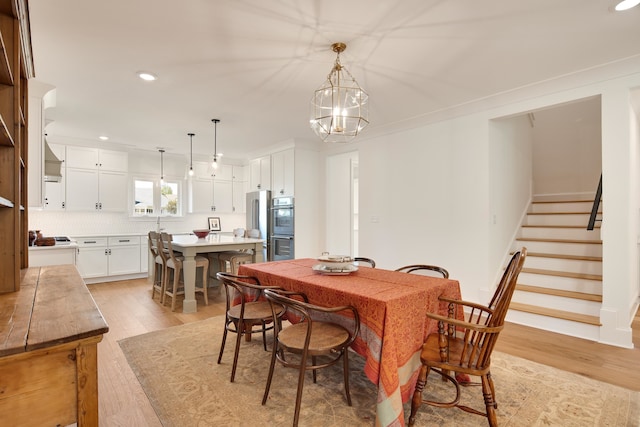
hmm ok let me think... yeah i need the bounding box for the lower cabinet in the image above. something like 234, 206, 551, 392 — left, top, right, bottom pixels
75, 235, 143, 281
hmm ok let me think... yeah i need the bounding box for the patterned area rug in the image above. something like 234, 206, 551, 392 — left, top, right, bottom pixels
119, 317, 639, 426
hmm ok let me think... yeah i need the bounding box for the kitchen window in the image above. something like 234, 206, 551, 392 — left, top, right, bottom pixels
133, 177, 183, 217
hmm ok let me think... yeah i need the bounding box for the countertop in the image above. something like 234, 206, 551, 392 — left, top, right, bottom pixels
28, 242, 78, 251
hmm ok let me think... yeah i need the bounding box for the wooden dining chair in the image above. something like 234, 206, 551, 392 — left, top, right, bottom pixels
159, 232, 210, 311
216, 272, 285, 382
148, 231, 165, 302
353, 257, 376, 268
262, 288, 360, 427
407, 248, 527, 427
395, 264, 449, 278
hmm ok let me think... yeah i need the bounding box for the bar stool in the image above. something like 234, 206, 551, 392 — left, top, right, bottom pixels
160, 232, 210, 311
148, 231, 165, 302
218, 228, 255, 274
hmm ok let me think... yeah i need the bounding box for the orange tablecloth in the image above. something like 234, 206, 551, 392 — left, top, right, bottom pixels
238, 258, 462, 427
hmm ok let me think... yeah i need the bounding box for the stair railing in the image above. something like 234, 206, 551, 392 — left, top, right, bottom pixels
587, 174, 602, 230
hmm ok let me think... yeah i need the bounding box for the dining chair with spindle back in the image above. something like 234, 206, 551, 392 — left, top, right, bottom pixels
407, 248, 527, 427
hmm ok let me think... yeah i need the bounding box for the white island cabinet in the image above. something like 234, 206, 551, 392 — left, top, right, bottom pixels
74, 235, 146, 283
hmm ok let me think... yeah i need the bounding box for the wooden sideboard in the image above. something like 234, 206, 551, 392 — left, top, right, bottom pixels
0, 265, 109, 426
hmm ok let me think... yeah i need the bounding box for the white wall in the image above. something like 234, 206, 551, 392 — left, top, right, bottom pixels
326, 65, 640, 347
357, 115, 492, 303
488, 114, 533, 290
532, 97, 602, 197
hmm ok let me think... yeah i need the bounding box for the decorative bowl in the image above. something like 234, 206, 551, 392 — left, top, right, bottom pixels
193, 229, 210, 238
317, 254, 353, 270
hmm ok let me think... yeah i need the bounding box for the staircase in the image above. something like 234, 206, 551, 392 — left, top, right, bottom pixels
507, 197, 602, 341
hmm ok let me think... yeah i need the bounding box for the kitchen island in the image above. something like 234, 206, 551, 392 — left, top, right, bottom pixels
0, 265, 109, 426
170, 233, 264, 313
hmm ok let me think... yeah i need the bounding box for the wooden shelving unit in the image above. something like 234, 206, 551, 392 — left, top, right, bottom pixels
0, 0, 33, 294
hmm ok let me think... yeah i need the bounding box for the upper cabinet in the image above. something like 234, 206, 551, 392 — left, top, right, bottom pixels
66, 146, 127, 172
271, 148, 294, 197
65, 146, 128, 211
249, 155, 271, 191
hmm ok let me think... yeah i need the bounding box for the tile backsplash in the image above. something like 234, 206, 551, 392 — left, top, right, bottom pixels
29, 211, 245, 237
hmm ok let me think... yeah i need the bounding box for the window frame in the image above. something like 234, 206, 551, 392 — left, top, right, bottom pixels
131, 174, 184, 218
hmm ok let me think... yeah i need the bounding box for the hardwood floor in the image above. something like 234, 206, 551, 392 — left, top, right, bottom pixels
89, 278, 640, 425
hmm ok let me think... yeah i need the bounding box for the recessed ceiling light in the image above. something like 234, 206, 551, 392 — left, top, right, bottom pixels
137, 71, 157, 81
99, 135, 109, 141
615, 0, 640, 11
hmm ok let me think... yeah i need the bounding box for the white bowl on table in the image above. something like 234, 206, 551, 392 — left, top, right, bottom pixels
317, 254, 353, 270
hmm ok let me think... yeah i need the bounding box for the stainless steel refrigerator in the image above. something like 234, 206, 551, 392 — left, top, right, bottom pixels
246, 190, 271, 261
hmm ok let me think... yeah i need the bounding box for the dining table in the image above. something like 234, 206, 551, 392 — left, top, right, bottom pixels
169, 233, 264, 313
238, 258, 462, 427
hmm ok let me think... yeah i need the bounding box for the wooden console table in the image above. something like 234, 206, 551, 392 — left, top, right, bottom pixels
0, 265, 109, 426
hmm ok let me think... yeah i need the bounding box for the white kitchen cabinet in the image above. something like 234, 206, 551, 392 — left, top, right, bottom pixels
232, 180, 247, 213
271, 148, 294, 197
66, 146, 128, 172
65, 146, 128, 212
75, 237, 109, 279
75, 235, 143, 280
29, 245, 77, 267
232, 165, 247, 213
190, 177, 215, 213
107, 236, 141, 276
212, 164, 233, 181
190, 168, 235, 214
213, 180, 233, 212
66, 168, 127, 211
249, 155, 271, 191
43, 143, 67, 211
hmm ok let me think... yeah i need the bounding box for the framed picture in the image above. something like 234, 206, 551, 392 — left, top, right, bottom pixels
208, 217, 221, 232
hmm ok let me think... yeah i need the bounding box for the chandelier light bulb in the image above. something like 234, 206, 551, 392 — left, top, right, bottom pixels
188, 168, 194, 176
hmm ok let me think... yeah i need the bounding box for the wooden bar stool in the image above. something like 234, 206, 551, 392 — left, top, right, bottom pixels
160, 232, 210, 311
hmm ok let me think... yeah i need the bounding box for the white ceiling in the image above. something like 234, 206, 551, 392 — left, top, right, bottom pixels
28, 0, 640, 161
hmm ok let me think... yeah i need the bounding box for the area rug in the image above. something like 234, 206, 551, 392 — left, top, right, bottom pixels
119, 317, 639, 426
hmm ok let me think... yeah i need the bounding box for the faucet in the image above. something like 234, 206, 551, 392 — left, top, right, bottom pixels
156, 216, 164, 232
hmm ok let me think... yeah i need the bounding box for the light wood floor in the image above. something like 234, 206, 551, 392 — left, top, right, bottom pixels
89, 278, 640, 426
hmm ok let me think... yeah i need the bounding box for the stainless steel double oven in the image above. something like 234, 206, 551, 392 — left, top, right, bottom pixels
270, 196, 294, 261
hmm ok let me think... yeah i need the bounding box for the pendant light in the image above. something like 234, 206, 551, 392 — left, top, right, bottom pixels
159, 148, 165, 185
211, 118, 223, 169
310, 42, 369, 143
188, 133, 195, 176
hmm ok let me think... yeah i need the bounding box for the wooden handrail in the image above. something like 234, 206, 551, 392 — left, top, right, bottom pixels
587, 174, 602, 231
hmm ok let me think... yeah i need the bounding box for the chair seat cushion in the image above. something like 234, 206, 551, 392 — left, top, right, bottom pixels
228, 301, 283, 322
278, 322, 350, 355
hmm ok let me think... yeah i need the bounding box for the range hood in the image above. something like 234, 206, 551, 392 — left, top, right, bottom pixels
44, 138, 63, 183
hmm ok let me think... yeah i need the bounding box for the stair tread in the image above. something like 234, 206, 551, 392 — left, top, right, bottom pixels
532, 200, 601, 204
522, 224, 601, 229
521, 267, 602, 281
527, 211, 601, 215
509, 302, 602, 325
516, 237, 602, 244
523, 252, 602, 262
516, 284, 602, 302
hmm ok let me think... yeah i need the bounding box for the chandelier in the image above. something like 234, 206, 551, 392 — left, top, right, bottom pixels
310, 42, 369, 143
